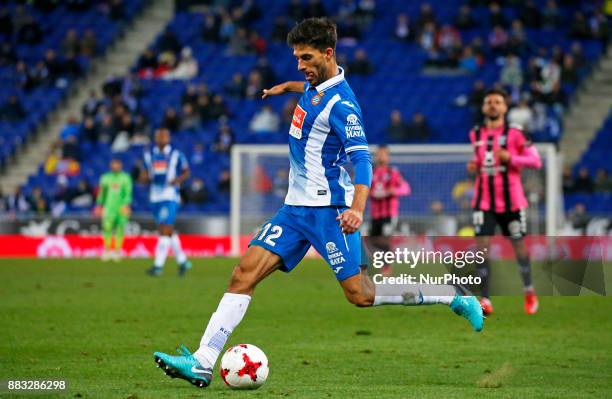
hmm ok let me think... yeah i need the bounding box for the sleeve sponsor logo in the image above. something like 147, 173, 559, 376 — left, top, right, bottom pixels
289, 105, 307, 139
345, 113, 364, 138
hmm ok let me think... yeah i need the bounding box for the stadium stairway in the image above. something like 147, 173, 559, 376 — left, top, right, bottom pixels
0, 0, 174, 192
560, 51, 612, 167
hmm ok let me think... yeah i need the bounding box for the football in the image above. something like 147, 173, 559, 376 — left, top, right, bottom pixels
219, 344, 269, 390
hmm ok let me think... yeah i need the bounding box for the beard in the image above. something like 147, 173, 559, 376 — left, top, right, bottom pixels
486, 113, 501, 121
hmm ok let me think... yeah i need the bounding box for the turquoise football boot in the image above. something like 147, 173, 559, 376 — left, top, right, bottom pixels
178, 260, 192, 277
153, 344, 212, 388
450, 295, 484, 332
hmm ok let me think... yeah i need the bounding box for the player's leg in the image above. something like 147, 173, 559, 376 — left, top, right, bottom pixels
148, 201, 173, 275
113, 212, 127, 261
501, 209, 538, 314
101, 210, 116, 261
154, 206, 310, 387
473, 210, 495, 314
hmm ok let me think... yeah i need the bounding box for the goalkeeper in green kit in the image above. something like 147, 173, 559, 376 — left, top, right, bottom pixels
94, 158, 133, 261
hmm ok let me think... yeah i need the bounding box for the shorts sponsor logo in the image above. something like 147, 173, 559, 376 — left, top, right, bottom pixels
289, 105, 307, 139
508, 220, 522, 237
326, 241, 346, 266
345, 113, 364, 139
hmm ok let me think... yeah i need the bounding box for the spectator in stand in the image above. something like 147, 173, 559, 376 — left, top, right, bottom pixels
202, 13, 219, 42
541, 0, 561, 29
419, 22, 437, 52
519, 0, 541, 29
62, 29, 81, 56
15, 60, 37, 91
131, 159, 146, 183
594, 169, 612, 193
63, 135, 81, 160
532, 60, 562, 106
213, 123, 234, 153
5, 187, 31, 214
287, 0, 305, 22
590, 9, 609, 53
254, 57, 276, 88
17, 15, 43, 45
98, 113, 116, 143
508, 19, 528, 55
0, 43, 17, 66
164, 47, 198, 80
0, 95, 26, 120
508, 96, 534, 132
219, 12, 236, 43
60, 116, 80, 141
245, 70, 264, 99
0, 7, 13, 37
180, 103, 200, 131
455, 5, 477, 29
561, 54, 579, 86
282, 97, 299, 126
337, 15, 361, 45
69, 178, 94, 208
568, 203, 590, 235
228, 27, 250, 56
488, 25, 509, 55
271, 15, 290, 42
570, 42, 587, 71
405, 112, 431, 141
81, 29, 97, 57
136, 49, 158, 77
182, 84, 198, 107
44, 49, 65, 84
489, 2, 507, 28
218, 170, 231, 193
184, 178, 208, 204
81, 116, 99, 143
459, 46, 479, 73
305, 0, 326, 19
385, 109, 410, 142
249, 31, 267, 56
63, 52, 83, 78
562, 165, 575, 194
574, 167, 594, 193
161, 107, 181, 131
416, 3, 437, 32
30, 186, 49, 215
394, 14, 412, 42
190, 143, 205, 167
30, 61, 50, 87
337, 0, 357, 20
225, 72, 247, 98
82, 89, 101, 118
208, 94, 228, 120
569, 11, 590, 39
500, 54, 523, 100
249, 105, 280, 133
158, 29, 181, 56
348, 48, 374, 75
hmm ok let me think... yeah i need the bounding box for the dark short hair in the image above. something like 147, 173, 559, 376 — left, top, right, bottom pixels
483, 88, 509, 104
287, 18, 337, 53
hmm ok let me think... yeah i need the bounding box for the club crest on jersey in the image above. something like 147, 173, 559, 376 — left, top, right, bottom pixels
345, 113, 364, 139
326, 242, 345, 266
311, 93, 323, 105
290, 104, 307, 139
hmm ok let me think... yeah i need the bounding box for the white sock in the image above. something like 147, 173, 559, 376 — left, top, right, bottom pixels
170, 233, 187, 265
193, 293, 251, 368
372, 285, 457, 306
154, 236, 171, 268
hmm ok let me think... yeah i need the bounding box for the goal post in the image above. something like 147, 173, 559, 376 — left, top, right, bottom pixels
230, 144, 561, 256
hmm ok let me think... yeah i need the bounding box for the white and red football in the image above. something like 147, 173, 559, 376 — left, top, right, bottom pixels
219, 344, 269, 390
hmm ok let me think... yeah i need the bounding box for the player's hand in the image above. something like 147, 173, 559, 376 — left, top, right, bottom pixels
467, 160, 477, 173
121, 205, 131, 216
496, 149, 511, 163
93, 206, 103, 217
336, 208, 363, 234
371, 189, 389, 199
262, 83, 286, 99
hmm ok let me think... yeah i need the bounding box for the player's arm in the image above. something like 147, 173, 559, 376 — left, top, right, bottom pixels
94, 176, 106, 216
121, 175, 133, 215
497, 128, 542, 169
467, 129, 480, 173
141, 151, 152, 184
261, 81, 305, 99
391, 169, 411, 197
328, 100, 372, 234
171, 152, 190, 186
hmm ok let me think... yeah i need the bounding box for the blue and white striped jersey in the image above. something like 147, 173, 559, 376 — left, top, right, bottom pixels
143, 145, 188, 203
285, 67, 369, 207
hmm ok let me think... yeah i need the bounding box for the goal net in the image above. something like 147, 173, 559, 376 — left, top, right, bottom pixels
230, 144, 561, 256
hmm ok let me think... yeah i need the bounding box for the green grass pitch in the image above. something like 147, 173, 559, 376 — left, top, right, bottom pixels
1, 258, 611, 398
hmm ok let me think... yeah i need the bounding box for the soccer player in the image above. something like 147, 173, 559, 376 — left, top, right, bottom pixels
467, 88, 542, 315
152, 18, 483, 388
94, 158, 132, 261
368, 145, 411, 270
142, 128, 192, 277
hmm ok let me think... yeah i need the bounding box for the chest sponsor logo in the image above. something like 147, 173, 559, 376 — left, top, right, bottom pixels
345, 113, 364, 139
289, 104, 307, 139
110, 183, 120, 191
153, 160, 168, 173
